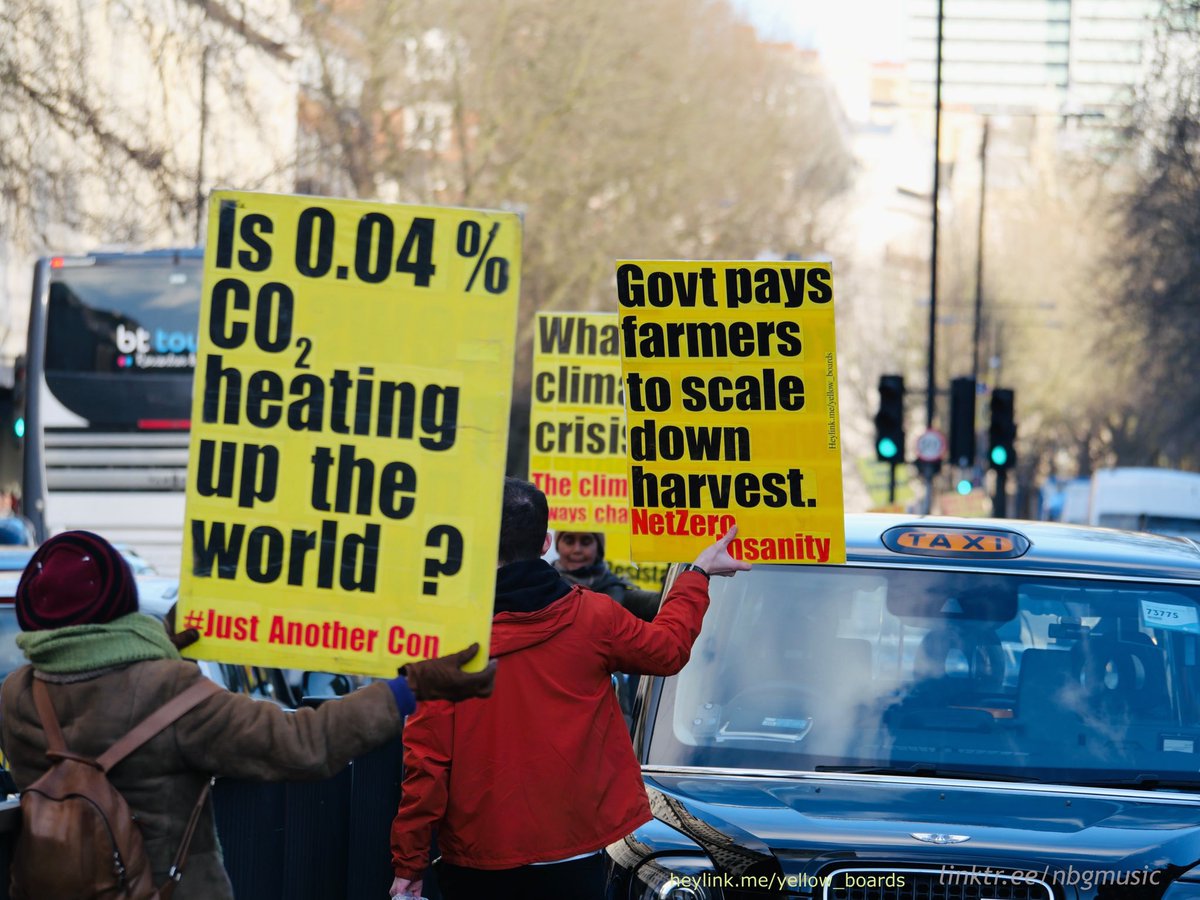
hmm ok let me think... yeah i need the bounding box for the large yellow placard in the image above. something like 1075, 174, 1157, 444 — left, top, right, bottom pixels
177, 191, 520, 675
617, 260, 845, 564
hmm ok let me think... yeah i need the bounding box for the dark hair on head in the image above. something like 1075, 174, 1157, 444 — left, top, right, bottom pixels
499, 477, 549, 564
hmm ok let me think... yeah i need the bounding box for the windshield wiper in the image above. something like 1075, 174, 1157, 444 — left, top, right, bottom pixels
813, 764, 1036, 783
1065, 774, 1200, 791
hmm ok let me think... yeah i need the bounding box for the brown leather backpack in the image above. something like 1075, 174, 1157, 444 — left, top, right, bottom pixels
10, 677, 222, 900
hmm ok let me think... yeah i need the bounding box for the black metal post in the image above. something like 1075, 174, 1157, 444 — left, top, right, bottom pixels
973, 117, 988, 385
195, 44, 210, 245
923, 0, 945, 514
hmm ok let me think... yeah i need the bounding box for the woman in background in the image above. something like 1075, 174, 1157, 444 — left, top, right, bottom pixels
552, 532, 661, 622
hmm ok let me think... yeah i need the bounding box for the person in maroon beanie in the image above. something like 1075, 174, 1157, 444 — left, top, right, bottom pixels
13, 530, 140, 631
0, 530, 496, 900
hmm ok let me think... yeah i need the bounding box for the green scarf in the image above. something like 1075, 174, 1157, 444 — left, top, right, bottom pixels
17, 612, 181, 674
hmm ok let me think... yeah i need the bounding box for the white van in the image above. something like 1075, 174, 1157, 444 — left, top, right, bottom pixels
1089, 466, 1200, 539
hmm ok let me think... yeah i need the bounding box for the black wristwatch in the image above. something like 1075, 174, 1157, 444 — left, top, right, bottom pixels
678, 563, 710, 581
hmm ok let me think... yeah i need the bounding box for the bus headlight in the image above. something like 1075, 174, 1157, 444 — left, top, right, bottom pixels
633, 856, 723, 900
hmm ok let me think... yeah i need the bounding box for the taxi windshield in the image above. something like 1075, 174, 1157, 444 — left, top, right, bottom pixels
648, 565, 1200, 787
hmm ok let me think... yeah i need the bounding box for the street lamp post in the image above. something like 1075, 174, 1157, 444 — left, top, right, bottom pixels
922, 0, 946, 514
973, 116, 989, 386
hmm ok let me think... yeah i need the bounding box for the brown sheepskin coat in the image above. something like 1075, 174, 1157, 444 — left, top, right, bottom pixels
1, 659, 403, 900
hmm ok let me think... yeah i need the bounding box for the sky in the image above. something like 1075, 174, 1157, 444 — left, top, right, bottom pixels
730, 0, 907, 63
731, 0, 910, 121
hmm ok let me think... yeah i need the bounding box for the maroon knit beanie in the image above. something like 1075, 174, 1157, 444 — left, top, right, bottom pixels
16, 531, 137, 631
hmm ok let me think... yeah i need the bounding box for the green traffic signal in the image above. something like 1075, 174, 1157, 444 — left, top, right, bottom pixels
874, 374, 905, 463
956, 479, 972, 495
13, 417, 23, 439
988, 388, 1016, 470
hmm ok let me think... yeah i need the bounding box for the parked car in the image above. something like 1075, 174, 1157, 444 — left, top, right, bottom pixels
0, 577, 25, 683
607, 514, 1200, 900
0, 575, 308, 709
0, 550, 34, 575
0, 572, 182, 686
0, 557, 33, 685
0, 517, 36, 547
113, 543, 158, 575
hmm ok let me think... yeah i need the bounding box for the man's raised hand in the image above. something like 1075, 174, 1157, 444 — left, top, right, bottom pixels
692, 525, 752, 577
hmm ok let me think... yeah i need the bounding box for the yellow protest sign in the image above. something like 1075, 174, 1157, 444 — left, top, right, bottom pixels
528, 312, 630, 533
617, 260, 845, 564
529, 310, 666, 589
178, 190, 520, 676
609, 560, 670, 593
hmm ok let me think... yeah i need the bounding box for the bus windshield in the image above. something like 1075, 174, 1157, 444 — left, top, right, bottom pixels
44, 254, 201, 429
24, 250, 202, 574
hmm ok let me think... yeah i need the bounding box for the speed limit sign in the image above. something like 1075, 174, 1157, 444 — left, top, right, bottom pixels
915, 429, 947, 463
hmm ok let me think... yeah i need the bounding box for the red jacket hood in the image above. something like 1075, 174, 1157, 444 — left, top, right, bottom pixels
490, 587, 583, 656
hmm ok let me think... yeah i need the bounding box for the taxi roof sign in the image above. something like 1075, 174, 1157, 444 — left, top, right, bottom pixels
881, 525, 1031, 559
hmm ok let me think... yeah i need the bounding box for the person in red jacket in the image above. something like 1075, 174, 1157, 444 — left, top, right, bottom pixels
389, 477, 750, 900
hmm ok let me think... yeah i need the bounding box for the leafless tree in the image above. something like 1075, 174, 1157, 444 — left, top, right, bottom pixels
297, 0, 854, 472
1107, 0, 1200, 470
1, 0, 296, 256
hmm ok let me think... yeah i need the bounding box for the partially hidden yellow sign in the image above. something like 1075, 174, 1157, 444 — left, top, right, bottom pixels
528, 312, 628, 533
178, 191, 520, 676
528, 310, 665, 591
617, 260, 845, 564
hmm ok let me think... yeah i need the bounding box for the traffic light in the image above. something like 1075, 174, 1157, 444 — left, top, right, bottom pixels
874, 375, 905, 463
948, 376, 976, 467
0, 390, 11, 439
988, 388, 1016, 469
11, 355, 24, 440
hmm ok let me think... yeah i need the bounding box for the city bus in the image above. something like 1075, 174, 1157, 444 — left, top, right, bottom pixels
19, 249, 202, 576
1088, 466, 1200, 540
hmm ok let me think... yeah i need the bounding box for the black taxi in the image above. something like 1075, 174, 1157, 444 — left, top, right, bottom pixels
607, 514, 1200, 900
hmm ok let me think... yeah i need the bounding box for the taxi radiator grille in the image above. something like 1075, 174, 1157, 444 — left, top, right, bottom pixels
821, 867, 1052, 900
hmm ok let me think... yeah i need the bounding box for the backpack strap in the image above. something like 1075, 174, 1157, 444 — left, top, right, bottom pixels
157, 775, 215, 900
30, 678, 68, 754
99, 678, 224, 899
98, 678, 223, 772
29, 675, 224, 900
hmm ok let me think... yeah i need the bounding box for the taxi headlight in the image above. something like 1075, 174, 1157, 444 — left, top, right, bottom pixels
633, 855, 723, 900
1162, 867, 1200, 900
